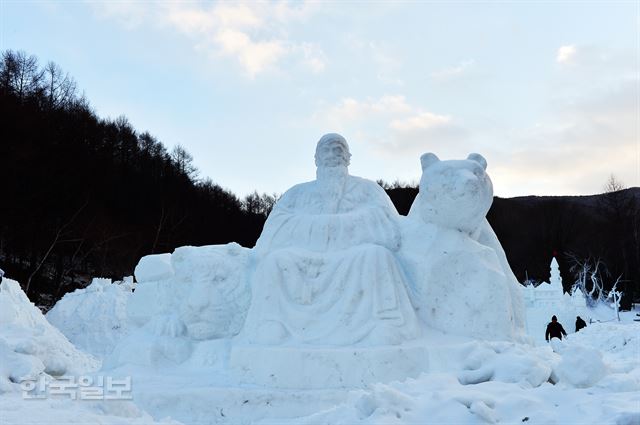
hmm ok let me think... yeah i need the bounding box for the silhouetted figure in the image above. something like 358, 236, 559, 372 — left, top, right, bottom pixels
575, 316, 587, 332
545, 315, 567, 342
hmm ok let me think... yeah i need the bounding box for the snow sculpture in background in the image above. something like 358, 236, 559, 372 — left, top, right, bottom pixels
401, 153, 526, 341
550, 256, 562, 287
240, 133, 421, 345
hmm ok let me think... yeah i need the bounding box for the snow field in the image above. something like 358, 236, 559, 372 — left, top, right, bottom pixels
1, 271, 639, 424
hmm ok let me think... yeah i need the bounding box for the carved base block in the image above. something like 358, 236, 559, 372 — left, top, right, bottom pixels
230, 343, 429, 389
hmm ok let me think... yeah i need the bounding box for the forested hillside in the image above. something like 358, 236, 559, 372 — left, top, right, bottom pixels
1, 50, 638, 309
487, 190, 639, 309
0, 50, 274, 305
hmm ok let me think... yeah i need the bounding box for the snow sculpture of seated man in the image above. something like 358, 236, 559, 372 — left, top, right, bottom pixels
239, 133, 421, 346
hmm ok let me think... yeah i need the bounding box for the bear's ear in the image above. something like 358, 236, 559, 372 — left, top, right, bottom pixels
467, 153, 487, 170
420, 153, 440, 171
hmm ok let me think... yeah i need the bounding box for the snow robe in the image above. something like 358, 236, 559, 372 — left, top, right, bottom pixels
241, 173, 421, 346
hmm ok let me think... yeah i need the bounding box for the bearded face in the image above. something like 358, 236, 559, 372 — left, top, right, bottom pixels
312, 134, 352, 213
314, 134, 351, 168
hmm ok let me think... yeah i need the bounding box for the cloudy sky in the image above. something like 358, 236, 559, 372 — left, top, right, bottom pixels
3, 1, 638, 197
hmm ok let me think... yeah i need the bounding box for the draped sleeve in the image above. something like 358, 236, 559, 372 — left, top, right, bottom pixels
254, 177, 401, 255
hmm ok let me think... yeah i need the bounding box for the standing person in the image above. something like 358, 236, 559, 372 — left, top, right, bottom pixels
545, 315, 567, 342
0, 267, 4, 284
575, 316, 587, 332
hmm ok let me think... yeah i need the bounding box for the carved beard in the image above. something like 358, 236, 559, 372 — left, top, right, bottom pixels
316, 165, 348, 214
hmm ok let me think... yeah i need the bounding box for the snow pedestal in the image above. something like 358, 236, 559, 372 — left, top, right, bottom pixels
230, 343, 428, 389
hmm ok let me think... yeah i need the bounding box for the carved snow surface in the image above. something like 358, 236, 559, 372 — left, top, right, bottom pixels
402, 153, 527, 341
107, 135, 527, 387
106, 243, 251, 369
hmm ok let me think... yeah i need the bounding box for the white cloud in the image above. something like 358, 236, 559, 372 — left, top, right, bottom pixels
556, 45, 577, 64
486, 78, 638, 196
317, 95, 465, 157
322, 95, 412, 126
390, 112, 452, 132
90, 1, 148, 30
91, 1, 324, 78
299, 43, 327, 73
163, 4, 216, 35
212, 3, 263, 29
214, 29, 287, 77
431, 60, 475, 81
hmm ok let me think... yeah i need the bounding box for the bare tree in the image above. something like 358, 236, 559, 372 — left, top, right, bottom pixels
568, 253, 623, 309
24, 201, 87, 294
600, 174, 636, 308
151, 204, 167, 254
242, 191, 279, 216
603, 174, 625, 193
43, 61, 76, 109
171, 144, 198, 179
10, 50, 44, 101
0, 50, 18, 93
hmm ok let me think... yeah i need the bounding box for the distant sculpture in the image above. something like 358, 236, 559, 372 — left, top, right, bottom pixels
240, 133, 421, 346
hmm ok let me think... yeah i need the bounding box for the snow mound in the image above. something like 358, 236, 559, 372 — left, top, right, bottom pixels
555, 342, 607, 388
0, 392, 183, 425
46, 278, 133, 358
0, 278, 99, 391
569, 321, 640, 357
0, 338, 44, 393
570, 322, 640, 392
134, 253, 173, 282
453, 341, 552, 388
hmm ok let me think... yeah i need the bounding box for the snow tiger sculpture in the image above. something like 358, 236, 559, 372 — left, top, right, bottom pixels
400, 152, 526, 341
106, 243, 251, 368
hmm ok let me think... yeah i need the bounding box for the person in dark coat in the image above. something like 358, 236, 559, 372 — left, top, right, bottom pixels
575, 316, 587, 332
545, 315, 567, 342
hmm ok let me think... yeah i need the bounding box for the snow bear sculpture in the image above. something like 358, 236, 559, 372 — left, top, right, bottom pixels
401, 153, 526, 341
409, 152, 493, 235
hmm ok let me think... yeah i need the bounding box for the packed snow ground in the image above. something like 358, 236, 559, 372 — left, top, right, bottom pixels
0, 276, 638, 424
